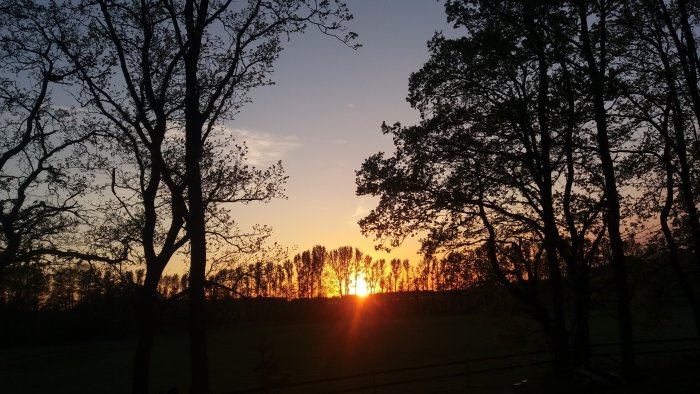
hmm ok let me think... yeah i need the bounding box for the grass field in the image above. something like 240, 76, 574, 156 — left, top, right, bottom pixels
1, 299, 698, 393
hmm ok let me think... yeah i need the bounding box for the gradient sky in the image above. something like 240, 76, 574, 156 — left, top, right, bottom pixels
217, 0, 456, 268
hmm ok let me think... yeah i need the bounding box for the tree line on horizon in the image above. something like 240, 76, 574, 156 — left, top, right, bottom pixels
1, 243, 495, 310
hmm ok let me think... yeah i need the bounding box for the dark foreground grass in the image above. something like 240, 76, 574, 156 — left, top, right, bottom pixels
0, 301, 697, 393
0, 311, 543, 393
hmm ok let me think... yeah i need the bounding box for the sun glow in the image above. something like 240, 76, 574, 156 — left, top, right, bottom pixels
354, 276, 369, 298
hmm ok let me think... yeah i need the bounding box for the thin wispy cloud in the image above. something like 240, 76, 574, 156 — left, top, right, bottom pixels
227, 128, 301, 166
348, 197, 372, 225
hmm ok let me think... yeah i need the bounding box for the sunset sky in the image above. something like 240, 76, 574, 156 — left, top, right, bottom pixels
220, 0, 456, 266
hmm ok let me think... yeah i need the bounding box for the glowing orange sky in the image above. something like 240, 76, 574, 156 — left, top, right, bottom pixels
185, 0, 458, 272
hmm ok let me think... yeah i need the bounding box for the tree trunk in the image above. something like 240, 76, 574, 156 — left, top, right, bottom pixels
132, 271, 161, 394
185, 101, 210, 394
572, 264, 591, 366
527, 5, 571, 368
577, 1, 635, 376
536, 72, 570, 373
657, 0, 700, 275
478, 195, 570, 369
183, 0, 209, 389
594, 86, 635, 378
188, 217, 209, 394
660, 139, 700, 340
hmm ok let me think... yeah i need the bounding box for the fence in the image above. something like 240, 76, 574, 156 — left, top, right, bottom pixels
225, 337, 700, 394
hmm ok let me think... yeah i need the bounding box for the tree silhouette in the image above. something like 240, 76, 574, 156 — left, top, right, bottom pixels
353, 248, 363, 295
390, 258, 401, 292
616, 0, 700, 339
337, 246, 353, 295
402, 259, 411, 291
377, 258, 387, 293
366, 258, 378, 294
573, 0, 635, 373
437, 253, 470, 291
41, 0, 356, 391
47, 6, 285, 391
356, 0, 645, 370
0, 2, 127, 279
0, 264, 48, 311
362, 254, 373, 293
283, 259, 294, 300
327, 249, 341, 295
297, 251, 312, 298
311, 245, 327, 297
327, 247, 353, 296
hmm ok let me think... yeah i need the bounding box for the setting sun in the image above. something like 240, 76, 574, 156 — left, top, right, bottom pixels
354, 276, 369, 298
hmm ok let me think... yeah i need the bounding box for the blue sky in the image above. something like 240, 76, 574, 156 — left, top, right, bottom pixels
225, 0, 457, 264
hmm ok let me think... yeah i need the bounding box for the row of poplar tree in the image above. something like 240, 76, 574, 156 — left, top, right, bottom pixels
1, 244, 494, 311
